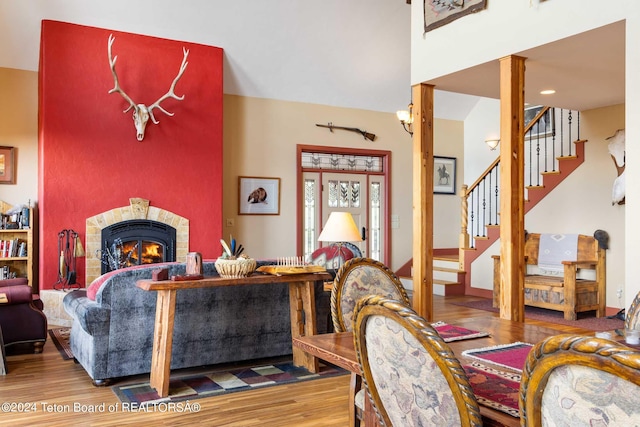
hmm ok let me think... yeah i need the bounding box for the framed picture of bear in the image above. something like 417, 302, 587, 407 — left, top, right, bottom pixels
238, 176, 281, 215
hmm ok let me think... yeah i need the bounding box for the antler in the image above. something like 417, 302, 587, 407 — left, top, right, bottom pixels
147, 47, 189, 124
107, 34, 137, 113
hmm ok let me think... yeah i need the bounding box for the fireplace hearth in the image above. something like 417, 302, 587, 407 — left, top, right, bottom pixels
100, 220, 176, 274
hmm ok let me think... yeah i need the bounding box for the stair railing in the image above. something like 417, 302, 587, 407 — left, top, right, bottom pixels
459, 107, 581, 251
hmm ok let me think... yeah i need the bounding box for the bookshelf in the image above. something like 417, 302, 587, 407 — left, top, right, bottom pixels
0, 201, 36, 291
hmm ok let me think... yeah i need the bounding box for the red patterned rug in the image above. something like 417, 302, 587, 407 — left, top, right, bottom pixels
462, 342, 533, 372
432, 321, 490, 342
48, 328, 73, 360
464, 362, 521, 418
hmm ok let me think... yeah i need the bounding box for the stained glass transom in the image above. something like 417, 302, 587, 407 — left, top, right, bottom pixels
301, 152, 383, 172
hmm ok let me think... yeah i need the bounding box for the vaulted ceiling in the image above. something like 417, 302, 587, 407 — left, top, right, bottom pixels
0, 1, 625, 120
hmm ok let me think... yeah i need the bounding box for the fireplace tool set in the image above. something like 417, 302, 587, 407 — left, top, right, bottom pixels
54, 229, 85, 290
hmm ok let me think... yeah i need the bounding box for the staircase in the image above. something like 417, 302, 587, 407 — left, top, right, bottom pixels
460, 107, 586, 290
397, 107, 586, 294
397, 249, 465, 296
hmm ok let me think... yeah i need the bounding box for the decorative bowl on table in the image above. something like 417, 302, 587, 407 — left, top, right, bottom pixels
214, 257, 257, 278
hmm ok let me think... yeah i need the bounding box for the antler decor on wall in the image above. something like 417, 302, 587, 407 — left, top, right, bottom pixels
107, 34, 189, 141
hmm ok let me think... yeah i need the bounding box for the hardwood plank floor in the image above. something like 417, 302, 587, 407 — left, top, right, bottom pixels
0, 295, 592, 426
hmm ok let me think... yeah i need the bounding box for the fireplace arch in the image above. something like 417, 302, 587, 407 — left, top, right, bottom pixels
86, 198, 189, 284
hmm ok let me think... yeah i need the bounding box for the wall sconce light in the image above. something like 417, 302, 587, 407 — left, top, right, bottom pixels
396, 102, 414, 136
485, 139, 500, 150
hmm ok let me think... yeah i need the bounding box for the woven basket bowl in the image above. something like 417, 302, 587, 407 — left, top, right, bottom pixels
214, 257, 257, 278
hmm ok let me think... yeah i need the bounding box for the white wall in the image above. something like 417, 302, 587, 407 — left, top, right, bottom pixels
463, 97, 500, 181
624, 11, 640, 310
411, 0, 637, 85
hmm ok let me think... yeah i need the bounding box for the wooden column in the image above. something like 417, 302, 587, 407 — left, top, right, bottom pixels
412, 83, 434, 321
499, 55, 526, 322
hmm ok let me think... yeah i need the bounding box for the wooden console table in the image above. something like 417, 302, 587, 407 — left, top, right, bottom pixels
137, 271, 331, 397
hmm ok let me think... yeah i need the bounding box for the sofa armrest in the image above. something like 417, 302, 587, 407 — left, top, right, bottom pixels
0, 277, 29, 288
63, 290, 110, 336
0, 283, 33, 305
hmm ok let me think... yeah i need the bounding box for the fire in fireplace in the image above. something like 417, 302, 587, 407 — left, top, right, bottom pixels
101, 220, 176, 274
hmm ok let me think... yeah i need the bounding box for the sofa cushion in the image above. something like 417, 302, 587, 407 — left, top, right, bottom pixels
86, 262, 179, 301
0, 277, 29, 288
0, 279, 32, 304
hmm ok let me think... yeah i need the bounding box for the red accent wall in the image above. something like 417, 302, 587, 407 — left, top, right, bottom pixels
38, 20, 223, 290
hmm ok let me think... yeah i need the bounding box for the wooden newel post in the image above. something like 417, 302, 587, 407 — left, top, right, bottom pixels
459, 185, 469, 270
459, 184, 469, 250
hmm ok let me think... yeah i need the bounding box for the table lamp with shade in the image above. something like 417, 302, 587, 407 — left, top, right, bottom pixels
317, 211, 362, 273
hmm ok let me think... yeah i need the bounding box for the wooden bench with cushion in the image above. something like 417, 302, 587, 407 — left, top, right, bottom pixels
492, 232, 607, 320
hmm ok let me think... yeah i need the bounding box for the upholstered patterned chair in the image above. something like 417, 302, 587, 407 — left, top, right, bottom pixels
520, 334, 640, 426
330, 257, 411, 427
353, 295, 482, 427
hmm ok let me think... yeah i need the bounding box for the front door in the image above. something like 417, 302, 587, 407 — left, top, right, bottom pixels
299, 146, 389, 265
321, 172, 368, 257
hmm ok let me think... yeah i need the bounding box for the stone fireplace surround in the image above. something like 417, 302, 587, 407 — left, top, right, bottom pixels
85, 198, 189, 286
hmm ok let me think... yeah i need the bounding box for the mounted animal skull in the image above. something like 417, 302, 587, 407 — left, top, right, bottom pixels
107, 34, 189, 141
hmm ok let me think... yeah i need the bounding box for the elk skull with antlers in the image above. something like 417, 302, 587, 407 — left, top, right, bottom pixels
108, 34, 189, 141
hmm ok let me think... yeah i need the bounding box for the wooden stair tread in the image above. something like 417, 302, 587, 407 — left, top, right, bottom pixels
434, 255, 458, 262
434, 266, 462, 274
434, 279, 460, 286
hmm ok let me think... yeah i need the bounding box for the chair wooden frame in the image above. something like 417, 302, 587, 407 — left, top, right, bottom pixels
330, 257, 411, 427
331, 257, 411, 333
520, 334, 640, 426
353, 295, 482, 427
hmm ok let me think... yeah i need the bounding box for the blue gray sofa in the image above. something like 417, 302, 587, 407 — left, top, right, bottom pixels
63, 260, 331, 385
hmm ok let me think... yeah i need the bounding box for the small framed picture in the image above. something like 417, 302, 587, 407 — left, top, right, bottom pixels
0, 146, 16, 184
434, 156, 456, 195
524, 105, 554, 138
238, 176, 281, 215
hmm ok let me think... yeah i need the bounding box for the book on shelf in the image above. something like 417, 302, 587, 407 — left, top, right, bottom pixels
0, 238, 24, 258
0, 266, 15, 280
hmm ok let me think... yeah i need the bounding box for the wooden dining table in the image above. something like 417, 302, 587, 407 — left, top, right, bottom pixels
293, 316, 592, 427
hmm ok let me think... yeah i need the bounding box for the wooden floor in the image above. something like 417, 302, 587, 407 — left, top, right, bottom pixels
0, 295, 593, 427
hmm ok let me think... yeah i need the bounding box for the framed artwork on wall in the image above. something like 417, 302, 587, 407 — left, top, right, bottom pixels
238, 176, 281, 215
434, 156, 456, 195
524, 105, 555, 138
424, 0, 487, 33
0, 147, 15, 184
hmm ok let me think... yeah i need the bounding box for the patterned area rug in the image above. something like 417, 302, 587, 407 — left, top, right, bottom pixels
462, 342, 533, 372
464, 362, 521, 418
113, 361, 347, 404
451, 298, 624, 331
48, 328, 73, 360
432, 321, 490, 342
